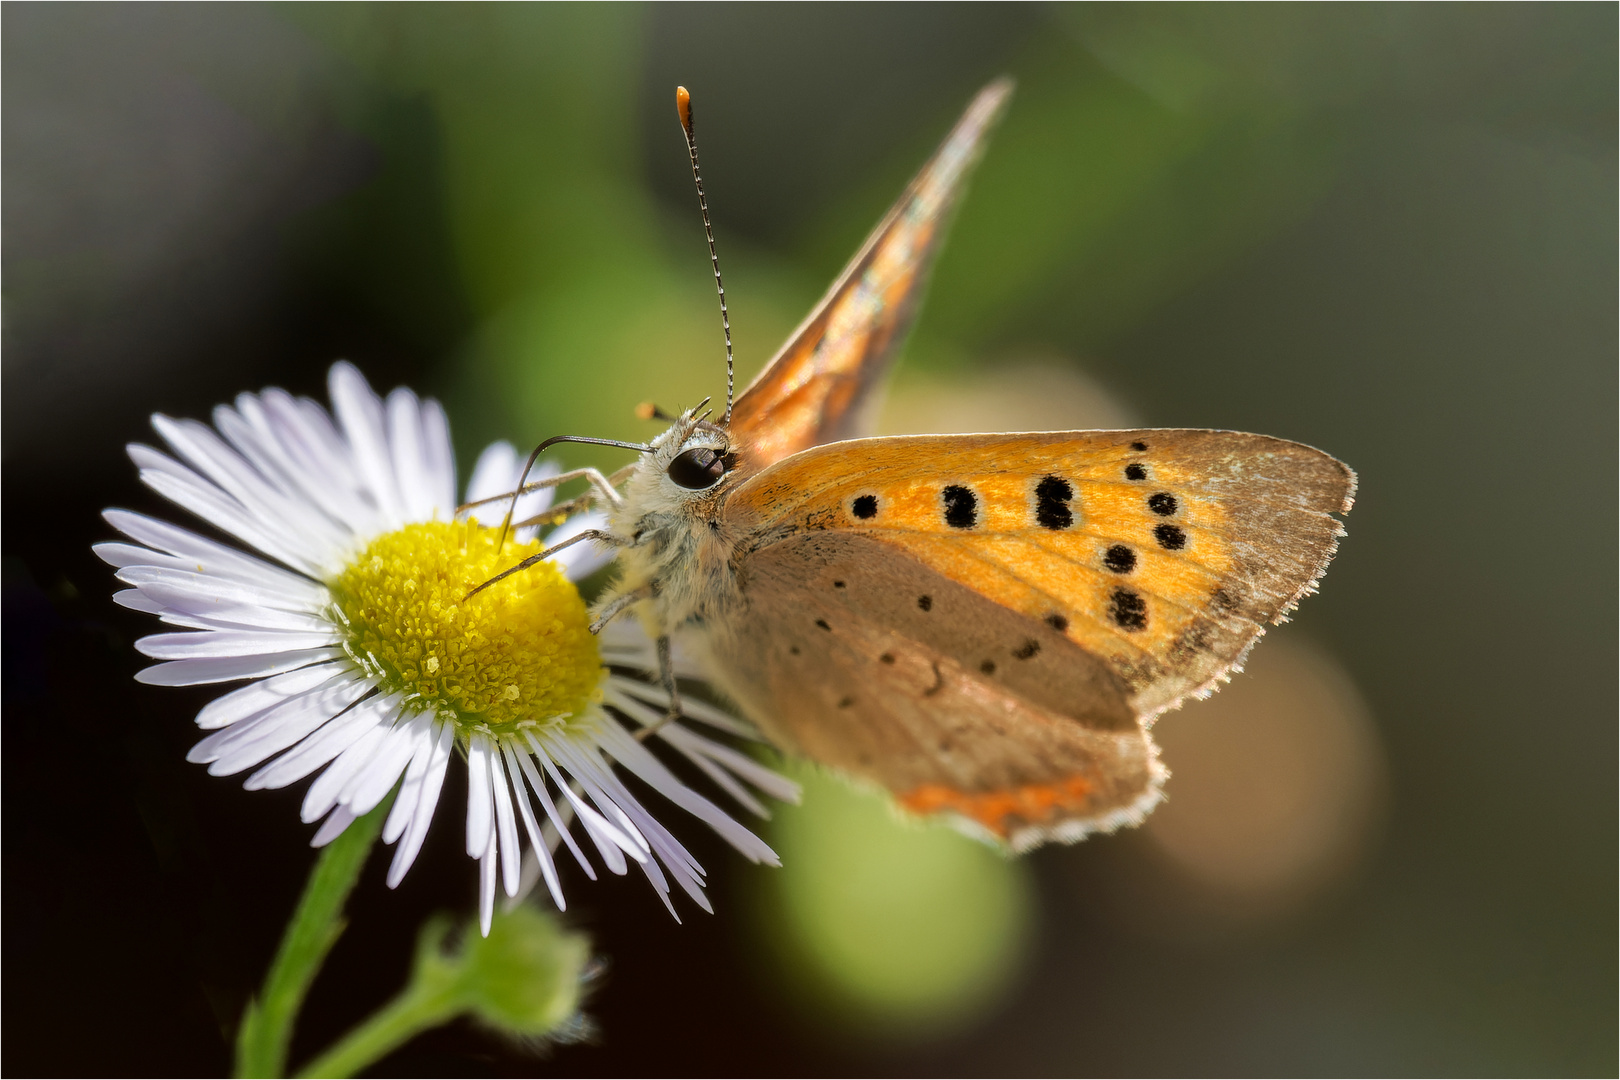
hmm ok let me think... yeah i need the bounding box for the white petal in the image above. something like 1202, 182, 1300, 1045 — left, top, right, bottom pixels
311, 806, 357, 847
465, 732, 495, 858
526, 733, 639, 874
662, 723, 802, 805
137, 630, 340, 660
95, 542, 186, 571
636, 852, 684, 920
418, 397, 456, 516
296, 393, 355, 464
387, 388, 436, 523
608, 676, 756, 738
246, 691, 396, 791
383, 721, 437, 845
256, 390, 384, 541
502, 742, 566, 911
302, 723, 390, 823
152, 415, 348, 565
489, 746, 524, 898
463, 443, 558, 535
136, 648, 344, 686
594, 717, 779, 865
329, 362, 403, 527
119, 571, 330, 632
113, 589, 166, 616
511, 744, 595, 880
597, 619, 709, 680
219, 394, 370, 552
663, 734, 770, 817
342, 712, 431, 816
144, 606, 327, 637
479, 828, 498, 937
569, 756, 711, 914
466, 442, 518, 506
606, 685, 794, 804
509, 850, 545, 913
543, 734, 652, 855
132, 450, 320, 576
103, 510, 328, 605
197, 661, 355, 730
213, 402, 302, 498
192, 672, 371, 773
388, 722, 453, 888
510, 461, 558, 536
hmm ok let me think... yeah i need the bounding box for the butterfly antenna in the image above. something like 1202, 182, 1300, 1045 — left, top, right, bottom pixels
676, 86, 735, 425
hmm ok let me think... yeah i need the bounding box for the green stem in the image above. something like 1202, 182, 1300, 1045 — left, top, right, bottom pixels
235, 797, 392, 1079
294, 976, 458, 1079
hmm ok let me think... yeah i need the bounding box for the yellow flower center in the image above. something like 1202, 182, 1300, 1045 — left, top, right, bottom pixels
329, 520, 602, 735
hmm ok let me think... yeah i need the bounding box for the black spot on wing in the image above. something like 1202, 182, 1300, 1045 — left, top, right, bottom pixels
837, 696, 855, 709
917, 594, 933, 612
1130, 440, 1148, 451
980, 660, 997, 675
1148, 492, 1178, 516
1154, 523, 1187, 550
815, 619, 831, 631
1109, 588, 1148, 631
1124, 463, 1147, 481
1045, 613, 1069, 631
852, 494, 878, 520
942, 485, 977, 528
880, 653, 895, 665
1035, 475, 1074, 530
833, 580, 846, 588
1104, 545, 1136, 573
1012, 639, 1040, 660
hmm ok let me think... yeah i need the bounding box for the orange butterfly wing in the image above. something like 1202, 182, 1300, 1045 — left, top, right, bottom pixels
730, 430, 1355, 715
712, 431, 1354, 843
726, 79, 1012, 475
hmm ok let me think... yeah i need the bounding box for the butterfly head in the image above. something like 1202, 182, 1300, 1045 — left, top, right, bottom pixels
636, 399, 738, 502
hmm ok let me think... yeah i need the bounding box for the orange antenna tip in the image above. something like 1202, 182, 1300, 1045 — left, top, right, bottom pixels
676, 86, 693, 135
635, 401, 657, 421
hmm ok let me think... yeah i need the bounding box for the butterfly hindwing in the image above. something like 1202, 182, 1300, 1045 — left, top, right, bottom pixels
712, 530, 1164, 848
726, 80, 1012, 476
726, 430, 1356, 719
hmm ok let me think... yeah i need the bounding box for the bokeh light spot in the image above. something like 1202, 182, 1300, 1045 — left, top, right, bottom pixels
758, 766, 1035, 1038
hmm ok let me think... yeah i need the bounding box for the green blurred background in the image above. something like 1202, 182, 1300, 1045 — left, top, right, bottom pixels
4, 3, 1614, 1075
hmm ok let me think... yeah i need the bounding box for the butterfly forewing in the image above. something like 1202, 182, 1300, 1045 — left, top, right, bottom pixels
726, 79, 1013, 475
728, 430, 1356, 720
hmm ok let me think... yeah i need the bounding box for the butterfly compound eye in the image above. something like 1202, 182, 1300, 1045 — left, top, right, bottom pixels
668, 447, 732, 490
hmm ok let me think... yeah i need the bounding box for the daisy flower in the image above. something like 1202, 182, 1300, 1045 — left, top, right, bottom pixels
97, 362, 796, 933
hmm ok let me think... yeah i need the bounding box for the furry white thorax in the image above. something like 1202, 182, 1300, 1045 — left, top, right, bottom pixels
601, 408, 750, 643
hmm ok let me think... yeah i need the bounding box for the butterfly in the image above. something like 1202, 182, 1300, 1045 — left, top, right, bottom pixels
477, 79, 1356, 852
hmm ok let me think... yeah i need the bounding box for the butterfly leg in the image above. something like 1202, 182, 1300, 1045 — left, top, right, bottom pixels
465, 529, 623, 599
633, 635, 682, 742
457, 465, 630, 521
514, 464, 637, 528
589, 583, 655, 635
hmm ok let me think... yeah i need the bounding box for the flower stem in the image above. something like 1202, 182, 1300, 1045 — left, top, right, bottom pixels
293, 975, 458, 1079
234, 798, 392, 1079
